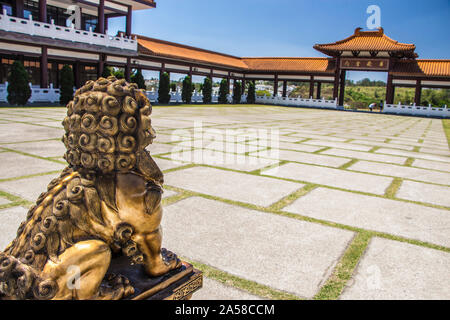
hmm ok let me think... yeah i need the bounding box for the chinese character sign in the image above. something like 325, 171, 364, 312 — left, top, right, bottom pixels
340, 58, 389, 71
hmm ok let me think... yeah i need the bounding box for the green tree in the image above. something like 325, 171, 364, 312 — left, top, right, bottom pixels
247, 81, 256, 104
7, 61, 31, 106
131, 69, 146, 89
113, 68, 124, 79
170, 82, 177, 92
101, 66, 112, 78
232, 80, 242, 104
158, 72, 170, 104
59, 64, 74, 105
218, 79, 229, 104
182, 76, 193, 104
202, 77, 212, 104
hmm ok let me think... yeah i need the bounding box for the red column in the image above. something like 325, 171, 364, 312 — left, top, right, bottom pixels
414, 80, 422, 106
316, 82, 322, 99
126, 6, 132, 37
333, 57, 340, 100
125, 58, 131, 81
98, 0, 105, 34
386, 73, 394, 104
15, 0, 24, 18
74, 61, 81, 88
282, 80, 287, 97
39, 0, 47, 22
40, 46, 48, 88
98, 53, 105, 78
338, 70, 346, 106
273, 74, 278, 96
309, 76, 314, 98
242, 79, 246, 94
105, 15, 109, 32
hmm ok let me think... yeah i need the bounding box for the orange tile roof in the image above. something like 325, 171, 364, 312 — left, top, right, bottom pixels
242, 57, 334, 73
314, 28, 416, 56
392, 59, 450, 77
137, 36, 248, 69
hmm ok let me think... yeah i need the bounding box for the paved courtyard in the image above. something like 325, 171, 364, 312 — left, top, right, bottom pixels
0, 105, 449, 300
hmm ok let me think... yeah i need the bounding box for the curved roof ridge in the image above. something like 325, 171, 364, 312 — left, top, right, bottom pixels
313, 27, 416, 53
242, 57, 330, 60
136, 34, 242, 60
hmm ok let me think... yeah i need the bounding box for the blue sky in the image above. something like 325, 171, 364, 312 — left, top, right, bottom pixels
109, 0, 450, 82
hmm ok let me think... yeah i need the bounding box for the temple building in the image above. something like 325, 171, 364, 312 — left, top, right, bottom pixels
0, 0, 449, 106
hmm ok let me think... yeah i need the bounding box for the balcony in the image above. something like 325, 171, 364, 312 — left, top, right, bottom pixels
0, 10, 137, 51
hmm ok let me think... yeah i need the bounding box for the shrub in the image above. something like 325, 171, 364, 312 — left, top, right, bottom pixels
202, 77, 212, 104
247, 81, 256, 104
182, 76, 193, 104
218, 79, 229, 104
7, 61, 31, 106
59, 64, 74, 105
170, 82, 177, 92
131, 69, 146, 89
112, 68, 124, 79
158, 72, 170, 104
101, 66, 112, 78
232, 80, 242, 104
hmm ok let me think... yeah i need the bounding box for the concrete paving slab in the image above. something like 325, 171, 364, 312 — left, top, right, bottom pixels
162, 189, 177, 199
341, 238, 450, 300
397, 180, 450, 207
0, 152, 65, 179
376, 148, 450, 163
154, 157, 187, 171
322, 148, 407, 165
0, 173, 59, 202
162, 197, 355, 298
284, 188, 450, 247
419, 147, 450, 157
146, 143, 191, 156
349, 160, 450, 185
168, 149, 279, 172
0, 206, 28, 250
303, 140, 373, 152
248, 140, 323, 153
164, 166, 303, 207
349, 139, 414, 151
289, 133, 349, 142
0, 197, 11, 205
1, 140, 65, 158
263, 162, 393, 195
0, 123, 63, 143
412, 159, 450, 173
251, 149, 350, 168
191, 278, 262, 300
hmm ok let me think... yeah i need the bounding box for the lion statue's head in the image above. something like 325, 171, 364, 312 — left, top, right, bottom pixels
62, 76, 159, 180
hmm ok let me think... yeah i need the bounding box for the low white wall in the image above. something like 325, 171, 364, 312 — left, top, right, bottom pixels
144, 90, 232, 104
0, 10, 137, 51
383, 102, 449, 118
256, 95, 338, 109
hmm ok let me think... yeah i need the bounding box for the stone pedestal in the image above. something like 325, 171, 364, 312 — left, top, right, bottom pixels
107, 255, 203, 300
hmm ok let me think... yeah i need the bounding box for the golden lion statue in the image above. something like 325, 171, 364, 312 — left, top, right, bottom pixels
0, 77, 181, 300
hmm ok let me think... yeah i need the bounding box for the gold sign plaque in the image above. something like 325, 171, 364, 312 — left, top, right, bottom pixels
340, 58, 389, 71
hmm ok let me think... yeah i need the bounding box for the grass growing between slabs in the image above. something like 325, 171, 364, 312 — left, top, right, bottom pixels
443, 119, 450, 149
314, 232, 372, 300
185, 259, 301, 300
